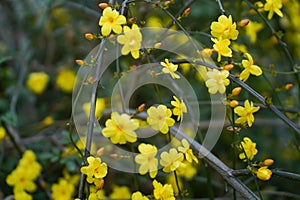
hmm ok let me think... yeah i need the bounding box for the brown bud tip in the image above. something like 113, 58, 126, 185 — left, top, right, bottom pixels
129, 18, 136, 23
183, 8, 191, 16
222, 64, 234, 71
137, 103, 146, 113
96, 179, 105, 190
238, 19, 250, 27
164, 1, 171, 6
96, 147, 105, 156
232, 87, 242, 96
76, 59, 84, 65
284, 83, 293, 90
98, 3, 109, 9
87, 76, 95, 84
263, 159, 274, 166
85, 33, 95, 41
229, 100, 239, 108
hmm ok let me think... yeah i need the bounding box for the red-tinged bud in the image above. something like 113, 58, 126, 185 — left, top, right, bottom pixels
129, 17, 136, 23
85, 33, 96, 40
222, 64, 234, 71
153, 2, 159, 8
76, 59, 84, 65
263, 159, 274, 166
201, 48, 213, 57
96, 179, 105, 190
232, 87, 242, 96
98, 3, 109, 9
183, 8, 191, 17
108, 34, 115, 40
284, 83, 293, 90
96, 147, 105, 156
238, 19, 250, 27
164, 1, 171, 7
137, 103, 146, 113
87, 76, 95, 84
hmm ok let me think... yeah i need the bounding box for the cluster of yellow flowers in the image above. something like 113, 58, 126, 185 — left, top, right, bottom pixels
6, 150, 42, 200
98, 6, 142, 59
239, 137, 273, 181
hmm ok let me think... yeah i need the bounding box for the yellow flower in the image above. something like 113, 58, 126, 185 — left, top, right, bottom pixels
160, 59, 180, 79
210, 15, 239, 40
256, 166, 272, 181
153, 180, 175, 200
51, 178, 75, 200
264, 0, 283, 20
6, 167, 37, 192
14, 190, 32, 200
80, 156, 108, 184
176, 161, 197, 180
98, 7, 127, 36
170, 96, 187, 122
245, 21, 263, 43
234, 100, 260, 127
102, 112, 139, 144
178, 139, 198, 163
83, 98, 106, 119
239, 137, 258, 161
160, 148, 185, 173
56, 69, 76, 93
132, 191, 149, 200
117, 24, 142, 59
0, 126, 6, 141
240, 53, 263, 82
135, 143, 158, 178
26, 72, 49, 95
205, 69, 230, 94
146, 105, 175, 134
19, 150, 42, 180
109, 185, 131, 199
211, 38, 232, 62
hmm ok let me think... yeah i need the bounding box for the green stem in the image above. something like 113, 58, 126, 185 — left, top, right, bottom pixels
174, 171, 183, 199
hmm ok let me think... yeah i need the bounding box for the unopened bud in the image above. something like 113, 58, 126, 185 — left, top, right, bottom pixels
153, 2, 159, 8
85, 33, 96, 40
96, 147, 105, 156
222, 64, 234, 71
96, 179, 105, 190
238, 19, 250, 27
108, 34, 115, 40
229, 100, 239, 108
87, 76, 95, 84
129, 17, 135, 23
284, 83, 293, 90
137, 103, 146, 113
202, 48, 213, 57
232, 87, 242, 96
182, 8, 191, 17
163, 1, 171, 7
98, 3, 109, 9
154, 42, 162, 49
110, 153, 120, 159
76, 59, 84, 65
263, 159, 274, 166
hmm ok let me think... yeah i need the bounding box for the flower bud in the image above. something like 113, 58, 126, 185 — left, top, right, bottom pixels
163, 1, 171, 7
182, 8, 191, 17
85, 33, 96, 40
256, 166, 272, 181
96, 147, 105, 156
229, 100, 239, 108
232, 87, 242, 96
222, 64, 234, 71
98, 3, 109, 9
201, 48, 213, 57
96, 179, 105, 190
110, 153, 120, 159
76, 59, 84, 65
137, 103, 146, 113
154, 42, 162, 49
284, 83, 293, 90
263, 159, 274, 166
238, 19, 250, 27
87, 76, 95, 84
129, 17, 136, 23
